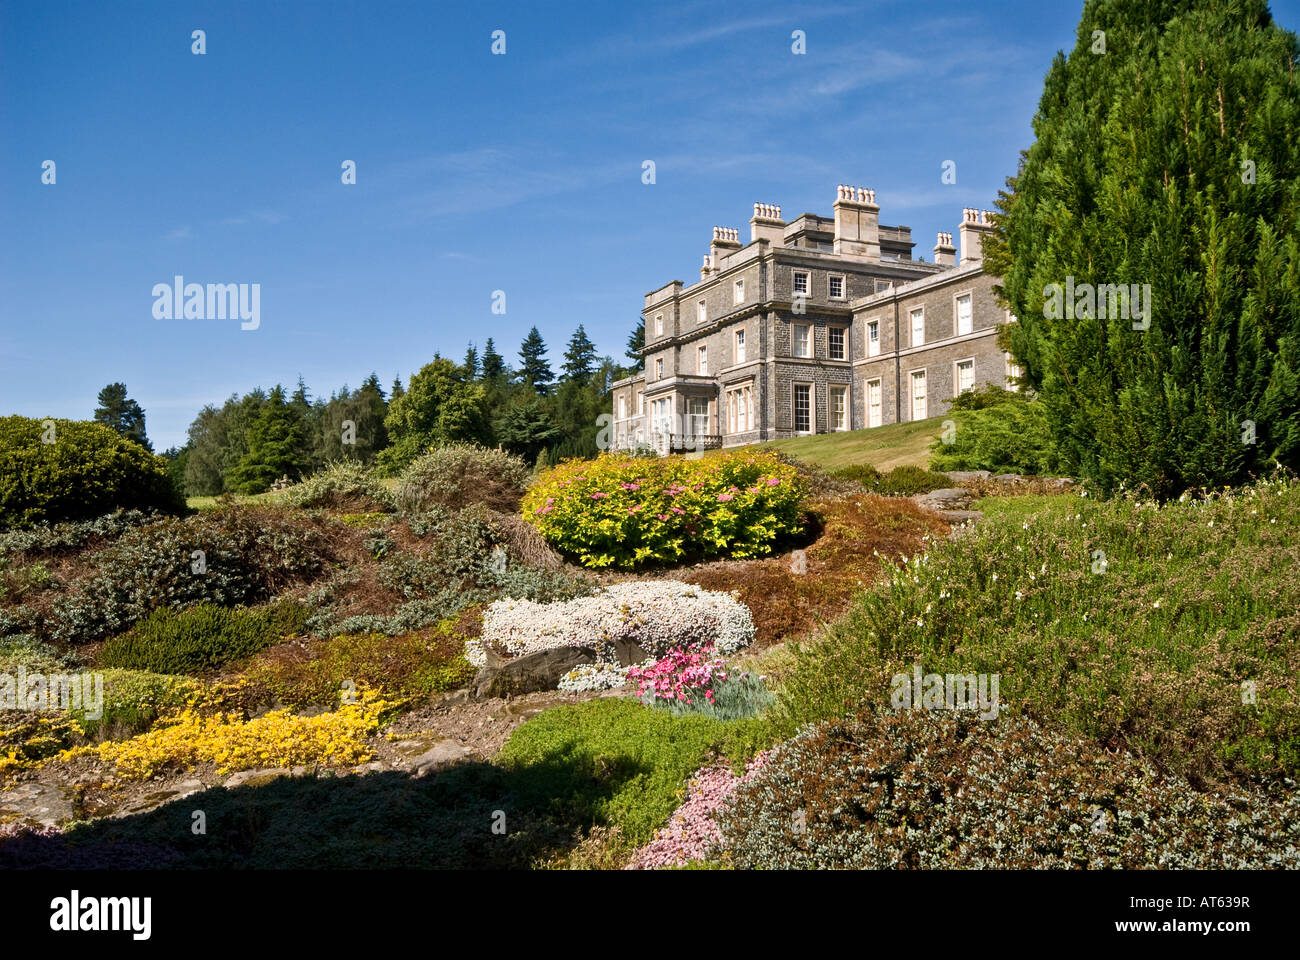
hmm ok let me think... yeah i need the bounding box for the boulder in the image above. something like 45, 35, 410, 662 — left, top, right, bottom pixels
943, 470, 992, 484
473, 646, 596, 699
409, 740, 472, 777
913, 487, 974, 510
993, 473, 1026, 484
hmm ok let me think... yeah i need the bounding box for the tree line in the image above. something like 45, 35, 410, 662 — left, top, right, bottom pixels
157, 323, 644, 496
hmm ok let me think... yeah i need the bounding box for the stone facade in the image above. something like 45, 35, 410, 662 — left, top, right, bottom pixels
611, 190, 1014, 452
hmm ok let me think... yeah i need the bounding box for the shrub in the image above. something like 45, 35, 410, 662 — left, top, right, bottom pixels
97, 601, 308, 674
928, 389, 1059, 475
0, 633, 74, 674
476, 581, 754, 671
47, 508, 331, 644
524, 450, 805, 568
834, 464, 952, 496
0, 417, 185, 530
73, 669, 202, 739
242, 621, 476, 709
396, 444, 530, 514
0, 711, 86, 775
0, 509, 156, 557
286, 461, 395, 512
720, 708, 1300, 869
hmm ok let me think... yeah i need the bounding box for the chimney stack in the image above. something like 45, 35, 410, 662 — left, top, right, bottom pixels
749, 202, 785, 246
833, 185, 880, 260
710, 225, 742, 267
958, 208, 995, 266
933, 231, 956, 267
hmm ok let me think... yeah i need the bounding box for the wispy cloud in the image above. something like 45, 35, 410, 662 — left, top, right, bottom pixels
218, 210, 286, 227
165, 225, 192, 241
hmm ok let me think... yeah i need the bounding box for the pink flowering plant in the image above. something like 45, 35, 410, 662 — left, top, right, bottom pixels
522, 450, 804, 568
628, 646, 729, 707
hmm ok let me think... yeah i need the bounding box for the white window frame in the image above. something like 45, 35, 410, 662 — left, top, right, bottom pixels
726, 382, 753, 435
954, 290, 973, 336
655, 313, 664, 336
867, 319, 880, 358
954, 357, 975, 396
1005, 352, 1022, 392
655, 358, 664, 380
792, 382, 814, 435
910, 368, 927, 422
792, 270, 810, 297
697, 344, 708, 375
910, 307, 925, 347
734, 328, 746, 364
828, 325, 847, 361
733, 278, 745, 305
617, 396, 627, 419
697, 299, 707, 324
793, 323, 812, 358
828, 274, 846, 300
866, 378, 883, 428
829, 384, 849, 431
686, 397, 709, 437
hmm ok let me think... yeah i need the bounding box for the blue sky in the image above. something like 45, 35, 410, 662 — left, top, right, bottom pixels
3, 0, 1298, 451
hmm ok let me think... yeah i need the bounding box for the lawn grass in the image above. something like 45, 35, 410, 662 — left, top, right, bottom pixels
754, 417, 946, 472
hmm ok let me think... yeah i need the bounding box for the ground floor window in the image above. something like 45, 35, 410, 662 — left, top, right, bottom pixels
726, 383, 753, 434
956, 358, 975, 395
867, 378, 882, 428
830, 384, 848, 431
794, 383, 812, 433
687, 397, 709, 436
910, 370, 927, 421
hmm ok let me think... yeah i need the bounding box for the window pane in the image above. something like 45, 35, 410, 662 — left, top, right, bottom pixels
957, 295, 972, 335
794, 385, 811, 432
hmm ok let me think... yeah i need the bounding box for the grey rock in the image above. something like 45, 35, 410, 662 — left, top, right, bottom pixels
913, 487, 974, 509
474, 645, 597, 699
0, 782, 74, 827
944, 470, 992, 484
993, 473, 1026, 483
409, 740, 471, 777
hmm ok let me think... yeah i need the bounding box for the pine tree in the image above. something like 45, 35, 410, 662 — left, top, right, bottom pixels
481, 338, 506, 381
93, 382, 151, 451
391, 376, 405, 401
224, 385, 309, 493
463, 343, 480, 380
561, 324, 597, 386
518, 327, 554, 395
626, 318, 645, 365
983, 0, 1300, 496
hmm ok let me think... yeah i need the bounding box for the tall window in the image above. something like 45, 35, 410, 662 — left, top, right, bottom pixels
910, 308, 925, 347
697, 344, 708, 375
830, 385, 848, 431
956, 293, 973, 335
697, 299, 707, 324
652, 397, 671, 435
726, 383, 753, 434
867, 379, 882, 428
734, 279, 745, 304
735, 329, 746, 363
1006, 354, 1022, 392
655, 314, 664, 336
792, 271, 810, 296
956, 358, 975, 394
687, 398, 708, 437
617, 396, 627, 419
655, 358, 664, 379
828, 275, 845, 299
868, 320, 880, 357
829, 326, 846, 360
910, 369, 927, 421
794, 324, 811, 358
794, 384, 812, 433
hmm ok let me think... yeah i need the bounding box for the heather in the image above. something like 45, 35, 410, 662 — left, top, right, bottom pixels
773, 475, 1300, 785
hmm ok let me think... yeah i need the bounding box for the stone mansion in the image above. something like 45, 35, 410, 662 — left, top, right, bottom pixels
609, 185, 1020, 452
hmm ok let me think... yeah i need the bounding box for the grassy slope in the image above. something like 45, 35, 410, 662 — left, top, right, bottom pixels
754, 417, 945, 472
